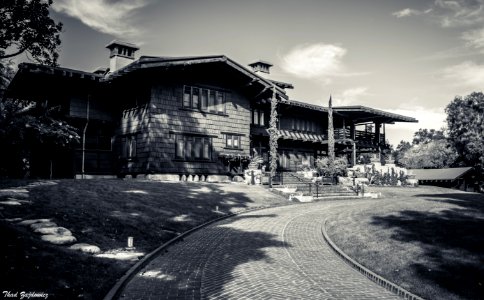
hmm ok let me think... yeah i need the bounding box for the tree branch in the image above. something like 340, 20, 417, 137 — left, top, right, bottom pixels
0, 46, 28, 60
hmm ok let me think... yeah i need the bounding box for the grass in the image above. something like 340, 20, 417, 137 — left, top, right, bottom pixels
325, 186, 484, 300
0, 179, 287, 299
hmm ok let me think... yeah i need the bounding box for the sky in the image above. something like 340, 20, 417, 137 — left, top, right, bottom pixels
41, 0, 484, 145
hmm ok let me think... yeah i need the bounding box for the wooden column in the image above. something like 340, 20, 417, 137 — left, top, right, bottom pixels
350, 123, 356, 166
374, 122, 381, 160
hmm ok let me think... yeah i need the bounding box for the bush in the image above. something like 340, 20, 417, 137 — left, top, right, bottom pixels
316, 157, 348, 177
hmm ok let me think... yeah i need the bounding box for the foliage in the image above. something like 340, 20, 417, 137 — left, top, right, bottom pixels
0, 60, 15, 98
267, 85, 280, 183
316, 156, 348, 177
394, 127, 457, 169
393, 140, 411, 166
0, 0, 62, 65
362, 164, 408, 186
400, 139, 457, 169
327, 96, 335, 162
412, 128, 445, 145
0, 99, 80, 177
446, 92, 484, 174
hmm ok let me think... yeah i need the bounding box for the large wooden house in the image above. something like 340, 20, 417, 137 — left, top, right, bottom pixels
6, 41, 417, 179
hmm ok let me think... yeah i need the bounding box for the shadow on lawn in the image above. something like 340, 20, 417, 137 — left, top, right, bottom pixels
1, 179, 287, 300
126, 213, 287, 299
371, 192, 484, 300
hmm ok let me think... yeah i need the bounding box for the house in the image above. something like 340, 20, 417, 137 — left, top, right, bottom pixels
410, 167, 478, 191
6, 41, 417, 180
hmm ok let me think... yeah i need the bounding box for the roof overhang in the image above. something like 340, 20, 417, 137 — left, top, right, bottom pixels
6, 63, 102, 99
333, 106, 418, 123
105, 55, 289, 99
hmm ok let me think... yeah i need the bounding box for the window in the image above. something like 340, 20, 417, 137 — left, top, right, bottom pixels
183, 85, 225, 114
251, 109, 265, 126
192, 87, 199, 109
201, 89, 208, 111
226, 134, 241, 149
121, 135, 137, 158
175, 134, 212, 161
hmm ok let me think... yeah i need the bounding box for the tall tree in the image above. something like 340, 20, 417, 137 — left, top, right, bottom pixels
446, 92, 484, 174
1, 0, 62, 65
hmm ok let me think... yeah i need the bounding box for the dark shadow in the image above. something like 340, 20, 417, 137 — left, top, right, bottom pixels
0, 179, 288, 299
371, 191, 484, 299
125, 214, 288, 299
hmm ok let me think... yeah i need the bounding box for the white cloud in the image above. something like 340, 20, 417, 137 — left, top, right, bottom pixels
333, 87, 369, 106
52, 0, 148, 37
281, 43, 347, 82
434, 0, 484, 27
392, 8, 422, 18
385, 107, 447, 145
441, 61, 484, 88
461, 27, 484, 48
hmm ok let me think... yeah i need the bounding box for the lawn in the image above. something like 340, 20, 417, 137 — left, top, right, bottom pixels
325, 186, 484, 300
0, 179, 287, 299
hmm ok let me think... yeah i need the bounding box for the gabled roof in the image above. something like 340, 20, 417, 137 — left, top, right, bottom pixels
106, 55, 289, 98
410, 167, 473, 181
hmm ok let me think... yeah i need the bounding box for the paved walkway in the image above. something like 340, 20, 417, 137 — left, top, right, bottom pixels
119, 200, 400, 299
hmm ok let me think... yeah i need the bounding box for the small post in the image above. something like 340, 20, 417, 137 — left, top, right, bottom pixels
127, 236, 134, 248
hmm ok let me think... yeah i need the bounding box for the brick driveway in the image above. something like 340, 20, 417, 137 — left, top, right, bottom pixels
119, 200, 400, 299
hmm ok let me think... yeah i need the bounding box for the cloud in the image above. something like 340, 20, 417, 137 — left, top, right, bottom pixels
52, 0, 149, 37
441, 61, 484, 88
333, 87, 369, 106
281, 43, 347, 82
461, 27, 484, 48
434, 0, 484, 27
385, 106, 447, 145
392, 8, 423, 18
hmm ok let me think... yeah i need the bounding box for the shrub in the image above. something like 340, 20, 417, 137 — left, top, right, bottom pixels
316, 157, 348, 177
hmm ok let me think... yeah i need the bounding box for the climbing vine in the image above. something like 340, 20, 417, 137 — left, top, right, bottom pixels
268, 85, 280, 185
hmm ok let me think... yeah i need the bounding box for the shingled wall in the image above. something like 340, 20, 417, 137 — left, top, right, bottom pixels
143, 83, 251, 175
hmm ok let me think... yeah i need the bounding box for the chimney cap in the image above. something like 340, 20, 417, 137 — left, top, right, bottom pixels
105, 40, 139, 51
248, 60, 273, 68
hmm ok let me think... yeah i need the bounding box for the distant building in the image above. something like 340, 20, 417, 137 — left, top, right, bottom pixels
410, 167, 477, 191
6, 40, 417, 179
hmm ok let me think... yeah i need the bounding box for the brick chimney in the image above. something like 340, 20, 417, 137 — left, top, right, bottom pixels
248, 60, 273, 78
106, 40, 139, 73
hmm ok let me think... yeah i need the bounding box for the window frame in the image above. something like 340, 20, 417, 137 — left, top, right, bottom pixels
183, 85, 226, 114
175, 133, 212, 161
225, 134, 242, 150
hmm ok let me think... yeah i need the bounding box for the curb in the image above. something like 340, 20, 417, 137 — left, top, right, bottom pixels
321, 220, 425, 300
103, 203, 293, 300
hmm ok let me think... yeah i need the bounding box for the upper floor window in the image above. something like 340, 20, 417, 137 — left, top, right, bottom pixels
252, 109, 265, 126
183, 85, 225, 114
291, 118, 317, 133
225, 134, 242, 149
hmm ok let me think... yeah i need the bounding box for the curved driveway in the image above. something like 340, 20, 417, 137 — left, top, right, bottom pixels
120, 200, 400, 299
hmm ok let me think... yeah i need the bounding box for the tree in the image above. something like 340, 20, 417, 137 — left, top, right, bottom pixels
446, 92, 484, 174
393, 140, 411, 166
400, 139, 458, 169
1, 0, 62, 65
412, 128, 445, 145
0, 98, 80, 177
